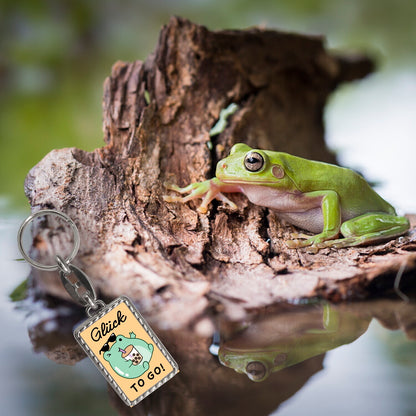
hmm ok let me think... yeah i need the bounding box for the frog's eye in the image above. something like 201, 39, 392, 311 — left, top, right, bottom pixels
244, 152, 264, 172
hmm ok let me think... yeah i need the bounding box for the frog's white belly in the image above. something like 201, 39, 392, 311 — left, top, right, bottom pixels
277, 210, 324, 234
239, 184, 325, 233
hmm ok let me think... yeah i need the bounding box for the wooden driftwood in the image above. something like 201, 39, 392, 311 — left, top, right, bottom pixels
25, 17, 416, 330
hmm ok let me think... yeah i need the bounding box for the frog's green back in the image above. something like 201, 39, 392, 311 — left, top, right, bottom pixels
273, 152, 396, 217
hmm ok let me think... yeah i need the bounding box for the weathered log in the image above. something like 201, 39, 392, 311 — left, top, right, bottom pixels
25, 17, 416, 330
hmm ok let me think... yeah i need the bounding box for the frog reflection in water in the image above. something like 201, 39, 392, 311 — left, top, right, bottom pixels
102, 332, 154, 379
218, 304, 369, 382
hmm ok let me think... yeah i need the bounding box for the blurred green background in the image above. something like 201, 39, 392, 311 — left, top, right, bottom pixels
1, 0, 415, 210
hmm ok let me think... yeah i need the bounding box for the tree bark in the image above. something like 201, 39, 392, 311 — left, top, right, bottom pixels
25, 17, 416, 330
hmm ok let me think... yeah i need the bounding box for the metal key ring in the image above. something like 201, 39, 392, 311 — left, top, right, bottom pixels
17, 209, 80, 271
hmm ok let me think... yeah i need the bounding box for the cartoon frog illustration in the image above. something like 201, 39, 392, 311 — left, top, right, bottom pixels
102, 332, 154, 379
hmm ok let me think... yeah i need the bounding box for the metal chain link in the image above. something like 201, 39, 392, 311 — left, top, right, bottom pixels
55, 254, 105, 315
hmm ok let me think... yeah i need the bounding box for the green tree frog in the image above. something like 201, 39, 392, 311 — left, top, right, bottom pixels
164, 143, 410, 249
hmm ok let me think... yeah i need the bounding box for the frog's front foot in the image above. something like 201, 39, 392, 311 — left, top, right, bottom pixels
163, 181, 210, 212
163, 179, 237, 213
163, 183, 186, 194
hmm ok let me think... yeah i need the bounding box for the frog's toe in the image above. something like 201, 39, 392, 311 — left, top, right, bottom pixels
215, 193, 238, 210
286, 239, 298, 248
287, 239, 326, 253
289, 232, 312, 240
163, 182, 182, 192
197, 205, 208, 214
163, 195, 181, 203
306, 245, 320, 254
164, 190, 202, 205
286, 238, 313, 249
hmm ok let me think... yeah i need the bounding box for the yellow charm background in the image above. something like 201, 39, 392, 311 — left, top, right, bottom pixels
79, 300, 174, 403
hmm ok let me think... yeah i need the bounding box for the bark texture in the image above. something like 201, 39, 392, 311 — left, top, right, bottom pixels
25, 17, 416, 329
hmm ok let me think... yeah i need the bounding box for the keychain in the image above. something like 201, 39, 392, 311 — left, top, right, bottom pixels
17, 209, 179, 407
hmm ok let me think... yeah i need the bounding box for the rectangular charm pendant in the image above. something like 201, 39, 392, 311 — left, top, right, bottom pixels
74, 296, 179, 407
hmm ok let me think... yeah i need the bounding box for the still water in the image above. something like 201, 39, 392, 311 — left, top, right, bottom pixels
2, 217, 416, 416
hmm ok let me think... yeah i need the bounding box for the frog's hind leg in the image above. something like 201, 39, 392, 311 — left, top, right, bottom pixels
317, 213, 410, 249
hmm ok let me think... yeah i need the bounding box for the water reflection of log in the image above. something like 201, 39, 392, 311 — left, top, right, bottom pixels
109, 329, 324, 416
25, 297, 416, 415
340, 297, 416, 341
27, 298, 85, 364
